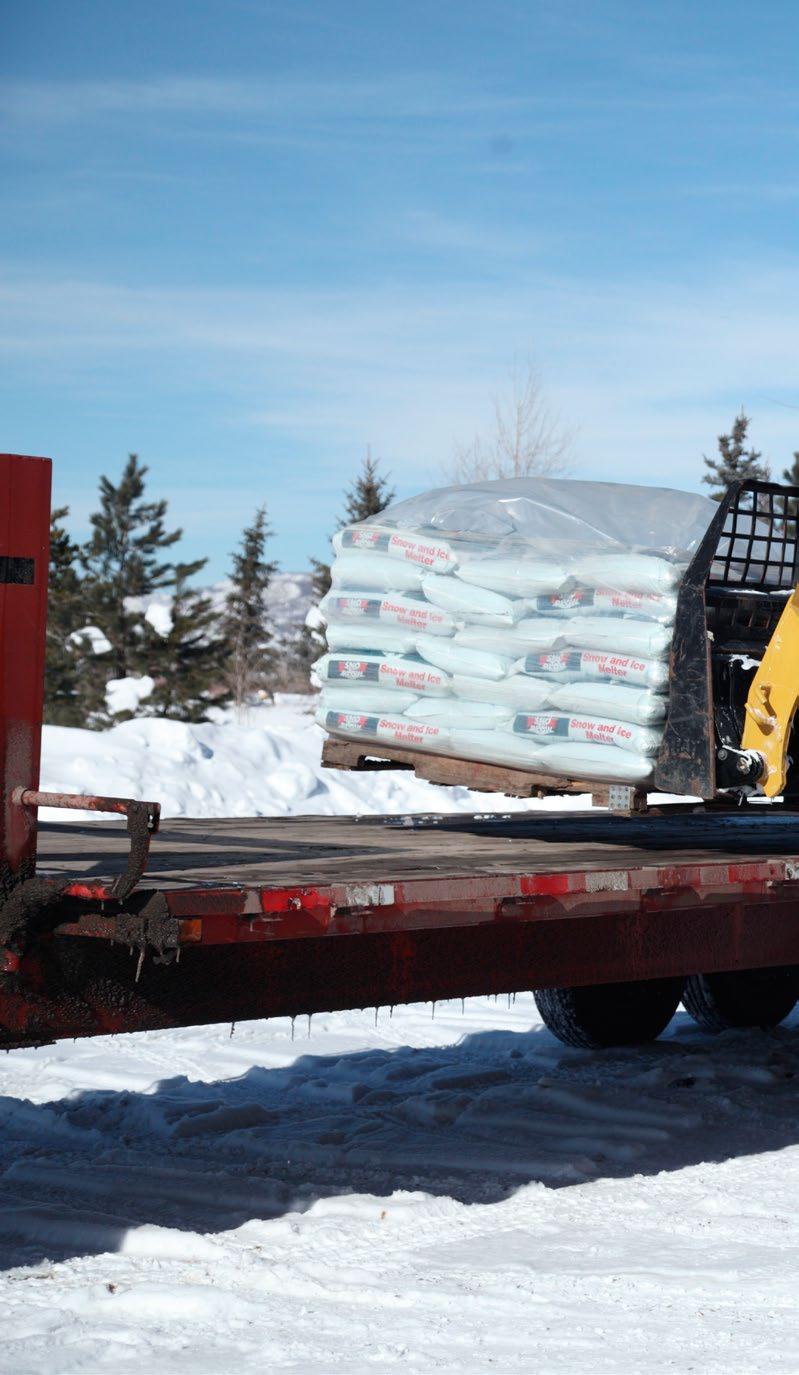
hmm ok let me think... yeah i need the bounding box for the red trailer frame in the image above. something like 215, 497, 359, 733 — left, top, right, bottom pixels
0, 810, 796, 1047
3, 451, 799, 1051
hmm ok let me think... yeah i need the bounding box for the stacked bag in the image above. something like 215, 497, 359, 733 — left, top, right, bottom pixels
314, 479, 711, 788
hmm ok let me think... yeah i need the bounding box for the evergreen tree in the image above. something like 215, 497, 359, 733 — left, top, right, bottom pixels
782, 451, 799, 489
781, 451, 799, 541
223, 506, 278, 709
304, 452, 395, 663
82, 454, 182, 680
142, 559, 231, 722
702, 412, 771, 500
309, 554, 332, 604
342, 451, 396, 526
310, 451, 395, 601
44, 507, 109, 726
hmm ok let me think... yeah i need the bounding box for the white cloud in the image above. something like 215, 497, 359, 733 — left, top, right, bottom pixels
2, 258, 799, 494
0, 74, 534, 128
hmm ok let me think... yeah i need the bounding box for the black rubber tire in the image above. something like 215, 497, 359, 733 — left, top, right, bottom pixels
533, 977, 684, 1049
682, 967, 799, 1033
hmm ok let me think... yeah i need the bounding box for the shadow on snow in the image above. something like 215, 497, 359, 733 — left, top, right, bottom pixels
2, 1009, 799, 1268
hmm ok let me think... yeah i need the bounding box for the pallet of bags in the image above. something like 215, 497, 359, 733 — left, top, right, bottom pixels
315, 477, 717, 794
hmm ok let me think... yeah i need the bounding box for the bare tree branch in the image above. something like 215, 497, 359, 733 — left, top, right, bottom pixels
448, 362, 575, 483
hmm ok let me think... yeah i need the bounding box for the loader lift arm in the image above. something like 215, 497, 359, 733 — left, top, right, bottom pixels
742, 585, 799, 797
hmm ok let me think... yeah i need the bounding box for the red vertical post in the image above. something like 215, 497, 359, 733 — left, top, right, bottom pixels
0, 455, 52, 892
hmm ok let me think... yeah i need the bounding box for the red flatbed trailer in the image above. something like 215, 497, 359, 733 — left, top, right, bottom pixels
3, 449, 799, 1051
0, 807, 796, 1049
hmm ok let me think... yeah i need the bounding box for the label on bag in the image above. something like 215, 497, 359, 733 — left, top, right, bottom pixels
335, 525, 457, 572
532, 586, 676, 622
322, 592, 455, 636
321, 709, 450, 751
518, 649, 668, 688
511, 711, 661, 755
318, 652, 450, 694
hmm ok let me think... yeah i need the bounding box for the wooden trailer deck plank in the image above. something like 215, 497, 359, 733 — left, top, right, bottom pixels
34, 811, 799, 892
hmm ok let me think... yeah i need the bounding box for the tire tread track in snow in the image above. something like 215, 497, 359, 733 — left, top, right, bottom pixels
2, 997, 799, 1371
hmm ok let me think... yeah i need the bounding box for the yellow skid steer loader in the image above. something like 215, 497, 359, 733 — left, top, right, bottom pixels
656, 478, 799, 800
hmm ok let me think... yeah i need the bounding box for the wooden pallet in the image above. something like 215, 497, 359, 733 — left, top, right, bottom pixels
321, 734, 646, 809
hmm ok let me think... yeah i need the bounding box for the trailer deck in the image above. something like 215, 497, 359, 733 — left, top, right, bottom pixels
36, 809, 799, 890
0, 808, 786, 1051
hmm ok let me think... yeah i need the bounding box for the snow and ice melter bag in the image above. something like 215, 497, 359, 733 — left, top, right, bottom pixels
316, 476, 717, 789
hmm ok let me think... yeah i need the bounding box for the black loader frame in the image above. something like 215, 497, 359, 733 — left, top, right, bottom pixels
655, 478, 799, 799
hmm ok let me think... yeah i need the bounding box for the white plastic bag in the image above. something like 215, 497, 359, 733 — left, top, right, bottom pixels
451, 672, 552, 709
531, 586, 677, 623
314, 651, 452, 696
321, 590, 456, 637
422, 574, 523, 627
536, 741, 654, 783
416, 633, 512, 681
405, 699, 514, 727
333, 524, 459, 573
455, 556, 567, 598
454, 622, 564, 658
563, 616, 673, 658
330, 553, 424, 592
569, 553, 681, 594
516, 648, 670, 689
319, 685, 419, 713
510, 710, 662, 755
318, 707, 451, 753
325, 621, 420, 654
513, 618, 570, 649
548, 680, 667, 725
449, 728, 550, 770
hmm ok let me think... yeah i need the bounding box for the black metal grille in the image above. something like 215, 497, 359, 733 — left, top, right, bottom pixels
655, 477, 799, 797
710, 480, 799, 591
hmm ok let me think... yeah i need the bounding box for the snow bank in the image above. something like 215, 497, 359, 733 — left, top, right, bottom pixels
40, 694, 587, 822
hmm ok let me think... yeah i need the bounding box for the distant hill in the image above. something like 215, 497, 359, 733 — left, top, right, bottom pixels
127, 571, 316, 651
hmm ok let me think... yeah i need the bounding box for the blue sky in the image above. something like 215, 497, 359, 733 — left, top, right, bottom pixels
2, 0, 799, 576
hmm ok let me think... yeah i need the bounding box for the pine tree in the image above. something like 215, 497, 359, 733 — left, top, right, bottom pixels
44, 507, 109, 726
223, 506, 278, 709
782, 451, 799, 489
309, 555, 332, 604
342, 451, 396, 526
142, 559, 231, 721
304, 452, 395, 663
781, 451, 799, 540
310, 451, 395, 601
702, 412, 771, 500
82, 454, 182, 680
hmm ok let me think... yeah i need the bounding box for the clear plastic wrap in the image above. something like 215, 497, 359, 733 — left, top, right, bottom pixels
317, 477, 717, 789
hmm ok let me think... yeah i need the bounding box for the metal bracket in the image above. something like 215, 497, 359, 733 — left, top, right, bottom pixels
12, 789, 161, 901
606, 785, 649, 815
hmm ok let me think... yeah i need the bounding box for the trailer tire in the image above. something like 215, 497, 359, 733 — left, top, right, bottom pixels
682, 967, 799, 1033
533, 977, 684, 1049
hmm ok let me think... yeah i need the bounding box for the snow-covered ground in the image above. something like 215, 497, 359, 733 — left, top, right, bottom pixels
3, 1001, 799, 1373
7, 698, 797, 1371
